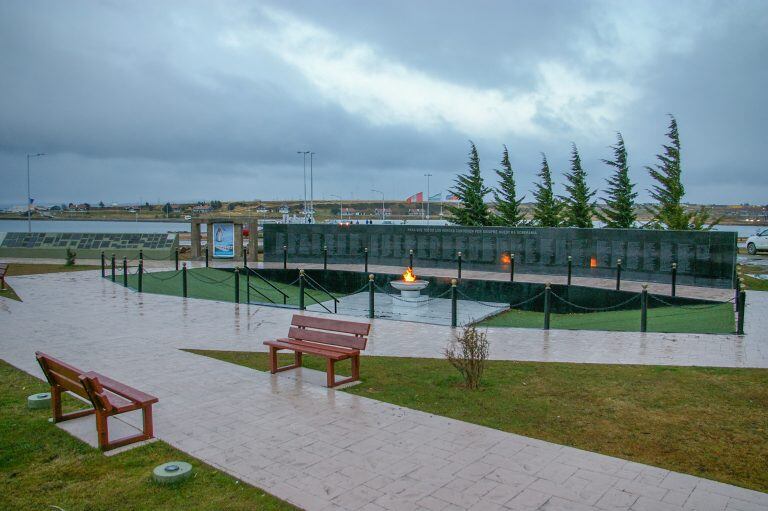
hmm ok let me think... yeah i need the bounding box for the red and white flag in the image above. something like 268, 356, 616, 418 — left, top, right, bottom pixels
405, 192, 423, 203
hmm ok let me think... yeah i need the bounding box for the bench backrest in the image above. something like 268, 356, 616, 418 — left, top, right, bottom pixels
35, 351, 89, 400
288, 315, 370, 350
79, 374, 114, 413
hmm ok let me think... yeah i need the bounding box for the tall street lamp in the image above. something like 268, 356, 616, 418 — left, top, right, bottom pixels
310, 152, 316, 220
371, 189, 384, 221
26, 153, 45, 233
424, 173, 432, 224
297, 150, 309, 219
330, 194, 343, 223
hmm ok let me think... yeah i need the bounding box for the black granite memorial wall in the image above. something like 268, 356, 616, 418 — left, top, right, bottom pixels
263, 224, 737, 288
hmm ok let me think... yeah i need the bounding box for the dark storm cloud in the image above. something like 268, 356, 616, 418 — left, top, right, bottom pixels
0, 0, 766, 206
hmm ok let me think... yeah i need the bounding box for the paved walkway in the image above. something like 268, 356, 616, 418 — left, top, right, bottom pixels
1, 272, 768, 511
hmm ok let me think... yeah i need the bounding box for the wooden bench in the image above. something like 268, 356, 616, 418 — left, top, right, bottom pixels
0, 263, 8, 290
35, 351, 159, 451
264, 315, 371, 388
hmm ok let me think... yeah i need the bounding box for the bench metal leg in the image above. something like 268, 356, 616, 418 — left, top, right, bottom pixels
326, 356, 360, 388
270, 346, 303, 374
50, 385, 94, 423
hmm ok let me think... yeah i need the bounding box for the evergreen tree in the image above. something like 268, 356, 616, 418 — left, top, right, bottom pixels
597, 133, 637, 228
491, 145, 525, 226
560, 144, 596, 228
446, 142, 491, 226
531, 154, 562, 227
646, 115, 719, 230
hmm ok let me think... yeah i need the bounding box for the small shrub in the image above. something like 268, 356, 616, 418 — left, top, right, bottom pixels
445, 325, 489, 389
65, 249, 77, 266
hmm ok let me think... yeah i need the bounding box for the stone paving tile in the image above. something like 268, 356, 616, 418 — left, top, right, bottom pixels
1, 272, 767, 511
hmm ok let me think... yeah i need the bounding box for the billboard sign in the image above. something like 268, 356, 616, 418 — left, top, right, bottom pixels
212, 222, 234, 258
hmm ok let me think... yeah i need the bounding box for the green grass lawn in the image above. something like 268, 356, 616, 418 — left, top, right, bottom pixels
0, 263, 99, 301
477, 302, 735, 334
188, 350, 768, 494
124, 268, 339, 308
0, 360, 296, 511
738, 264, 768, 291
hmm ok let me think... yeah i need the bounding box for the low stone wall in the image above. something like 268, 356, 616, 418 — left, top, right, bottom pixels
0, 232, 179, 260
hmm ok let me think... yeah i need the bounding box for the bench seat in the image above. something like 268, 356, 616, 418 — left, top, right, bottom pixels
36, 352, 158, 451
264, 314, 371, 387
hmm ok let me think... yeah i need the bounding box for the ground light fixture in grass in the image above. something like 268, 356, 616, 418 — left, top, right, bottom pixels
0, 360, 297, 511
186, 349, 768, 494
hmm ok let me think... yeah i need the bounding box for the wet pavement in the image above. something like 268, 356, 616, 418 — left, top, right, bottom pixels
1, 271, 768, 510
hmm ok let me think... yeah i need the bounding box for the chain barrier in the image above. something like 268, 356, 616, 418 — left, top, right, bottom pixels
550, 291, 640, 311
648, 294, 734, 309
187, 270, 235, 285
142, 269, 183, 282
455, 288, 540, 309
372, 283, 452, 303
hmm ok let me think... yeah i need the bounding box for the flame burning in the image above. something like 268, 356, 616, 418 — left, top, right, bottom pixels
590, 256, 598, 268
402, 267, 417, 282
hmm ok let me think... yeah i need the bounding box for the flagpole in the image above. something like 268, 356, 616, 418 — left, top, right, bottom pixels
424, 173, 432, 224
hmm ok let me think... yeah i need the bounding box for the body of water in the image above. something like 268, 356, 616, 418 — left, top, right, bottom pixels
0, 219, 190, 234
0, 219, 763, 238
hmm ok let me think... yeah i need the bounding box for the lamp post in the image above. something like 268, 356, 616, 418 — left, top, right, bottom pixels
424, 173, 432, 224
26, 153, 45, 233
310, 152, 315, 222
371, 189, 384, 221
297, 150, 309, 221
330, 194, 343, 223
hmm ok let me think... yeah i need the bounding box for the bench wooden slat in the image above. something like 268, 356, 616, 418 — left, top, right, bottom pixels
264, 339, 351, 360
83, 371, 158, 406
276, 338, 358, 356
291, 315, 371, 336
287, 326, 366, 350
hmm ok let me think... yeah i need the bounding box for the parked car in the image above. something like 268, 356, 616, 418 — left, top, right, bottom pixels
746, 228, 768, 255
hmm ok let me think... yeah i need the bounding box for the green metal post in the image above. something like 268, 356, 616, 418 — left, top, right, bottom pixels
737, 287, 746, 335
567, 256, 572, 286
299, 269, 305, 311
640, 284, 648, 332
205, 246, 209, 268
283, 245, 287, 270
243, 248, 247, 269
323, 245, 328, 270
138, 261, 143, 292
510, 253, 515, 282
111, 254, 116, 282
175, 249, 179, 271
451, 279, 457, 328
616, 258, 622, 291
122, 257, 128, 287
246, 267, 250, 303
182, 263, 188, 297
368, 274, 375, 319
544, 283, 551, 330
364, 247, 369, 274
409, 249, 413, 270
457, 251, 462, 280
234, 268, 240, 304
671, 263, 677, 297
101, 251, 105, 278
139, 250, 144, 264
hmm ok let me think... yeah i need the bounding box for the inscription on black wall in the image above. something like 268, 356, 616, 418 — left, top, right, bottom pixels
264, 225, 737, 288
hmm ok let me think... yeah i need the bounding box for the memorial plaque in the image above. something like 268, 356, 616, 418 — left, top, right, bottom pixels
263, 224, 736, 288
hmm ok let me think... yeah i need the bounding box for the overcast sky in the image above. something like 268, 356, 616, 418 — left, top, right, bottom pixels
1, 0, 766, 207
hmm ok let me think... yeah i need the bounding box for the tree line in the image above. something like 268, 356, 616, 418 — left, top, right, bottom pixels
446, 115, 719, 230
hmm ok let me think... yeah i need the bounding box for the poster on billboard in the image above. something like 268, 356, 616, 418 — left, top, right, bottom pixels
212, 222, 235, 258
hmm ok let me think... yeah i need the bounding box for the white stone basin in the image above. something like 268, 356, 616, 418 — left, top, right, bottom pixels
390, 280, 429, 292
